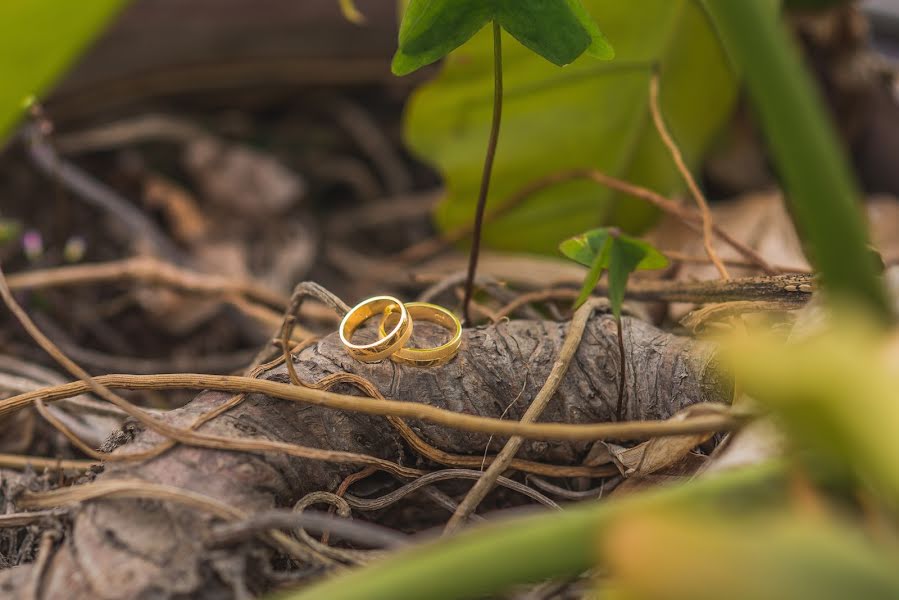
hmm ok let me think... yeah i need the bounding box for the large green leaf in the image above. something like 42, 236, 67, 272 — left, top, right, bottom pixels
392, 0, 613, 76
0, 0, 127, 142
404, 0, 743, 254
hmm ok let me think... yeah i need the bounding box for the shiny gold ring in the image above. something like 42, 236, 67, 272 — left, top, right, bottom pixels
378, 302, 461, 367
339, 296, 412, 363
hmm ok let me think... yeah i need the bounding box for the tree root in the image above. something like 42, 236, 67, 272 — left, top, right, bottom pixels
0, 314, 730, 599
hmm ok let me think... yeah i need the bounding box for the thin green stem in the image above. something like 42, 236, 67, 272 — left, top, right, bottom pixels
462, 20, 503, 325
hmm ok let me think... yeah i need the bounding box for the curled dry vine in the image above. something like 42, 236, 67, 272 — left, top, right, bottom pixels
0, 372, 744, 443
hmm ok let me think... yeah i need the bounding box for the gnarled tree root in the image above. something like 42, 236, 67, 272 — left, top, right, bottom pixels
0, 314, 729, 599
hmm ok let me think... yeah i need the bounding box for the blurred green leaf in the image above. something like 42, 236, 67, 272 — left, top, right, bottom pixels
603, 510, 899, 600
392, 0, 612, 76
338, 0, 365, 24
560, 227, 667, 313
0, 0, 127, 142
278, 463, 788, 600
728, 319, 899, 506
0, 219, 21, 244
404, 0, 746, 254
703, 1, 891, 321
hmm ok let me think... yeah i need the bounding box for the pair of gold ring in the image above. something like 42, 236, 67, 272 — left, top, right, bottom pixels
338, 296, 462, 367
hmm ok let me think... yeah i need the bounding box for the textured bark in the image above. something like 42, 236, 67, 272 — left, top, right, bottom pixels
1, 315, 729, 599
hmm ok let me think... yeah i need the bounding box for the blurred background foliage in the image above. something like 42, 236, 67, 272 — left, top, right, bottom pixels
0, 0, 126, 141
403, 0, 742, 253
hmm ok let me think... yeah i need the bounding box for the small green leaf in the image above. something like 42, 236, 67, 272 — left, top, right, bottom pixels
392, 0, 612, 76
624, 236, 669, 270
560, 227, 668, 313
558, 227, 610, 268
572, 236, 611, 309
608, 236, 648, 318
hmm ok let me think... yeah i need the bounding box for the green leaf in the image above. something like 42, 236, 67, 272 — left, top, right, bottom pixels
728, 319, 899, 506
564, 0, 614, 59
277, 464, 787, 600
571, 235, 611, 309
605, 510, 899, 600
558, 227, 611, 268
392, 0, 492, 76
608, 236, 648, 318
391, 0, 613, 76
703, 1, 891, 320
492, 0, 591, 67
560, 227, 668, 312
404, 1, 746, 254
0, 0, 128, 142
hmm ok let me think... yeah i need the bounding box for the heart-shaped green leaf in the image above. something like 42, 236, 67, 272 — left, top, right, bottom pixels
391, 0, 613, 76
558, 228, 611, 268
607, 236, 650, 318
560, 227, 667, 314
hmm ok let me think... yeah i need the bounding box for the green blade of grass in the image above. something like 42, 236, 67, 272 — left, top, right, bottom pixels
702, 0, 891, 322
0, 0, 128, 141
277, 463, 786, 600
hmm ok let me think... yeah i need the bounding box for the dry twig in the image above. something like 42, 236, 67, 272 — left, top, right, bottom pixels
398, 168, 774, 275
19, 479, 324, 564
444, 299, 600, 533
0, 453, 93, 471
0, 373, 744, 443
648, 71, 730, 280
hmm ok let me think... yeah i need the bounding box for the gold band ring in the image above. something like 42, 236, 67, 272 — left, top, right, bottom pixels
379, 302, 462, 367
339, 296, 413, 363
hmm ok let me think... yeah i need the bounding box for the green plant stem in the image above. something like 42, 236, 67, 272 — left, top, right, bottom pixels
279, 462, 788, 600
703, 0, 891, 322
462, 20, 503, 325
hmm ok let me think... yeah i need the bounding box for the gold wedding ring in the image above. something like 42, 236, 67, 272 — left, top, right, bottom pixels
378, 302, 462, 367
339, 296, 413, 363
